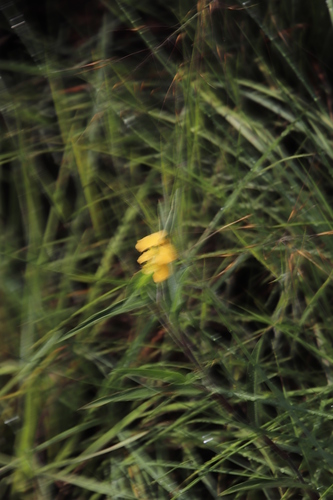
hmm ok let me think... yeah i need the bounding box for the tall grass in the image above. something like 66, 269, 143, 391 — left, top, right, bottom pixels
0, 0, 333, 498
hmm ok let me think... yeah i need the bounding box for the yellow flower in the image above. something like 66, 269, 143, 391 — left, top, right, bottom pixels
135, 230, 167, 253
136, 231, 177, 283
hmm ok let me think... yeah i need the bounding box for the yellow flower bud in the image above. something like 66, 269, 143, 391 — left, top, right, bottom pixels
135, 231, 177, 283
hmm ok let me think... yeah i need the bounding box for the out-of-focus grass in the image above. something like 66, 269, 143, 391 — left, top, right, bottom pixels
0, 0, 333, 498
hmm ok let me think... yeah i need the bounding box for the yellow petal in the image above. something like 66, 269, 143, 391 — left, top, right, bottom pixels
135, 230, 167, 252
154, 243, 177, 265
141, 261, 158, 275
153, 264, 170, 283
137, 247, 157, 264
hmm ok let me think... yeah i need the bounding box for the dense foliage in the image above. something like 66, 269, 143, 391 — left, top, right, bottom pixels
1, 1, 333, 498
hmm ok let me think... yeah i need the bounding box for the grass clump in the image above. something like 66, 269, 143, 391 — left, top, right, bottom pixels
0, 0, 333, 498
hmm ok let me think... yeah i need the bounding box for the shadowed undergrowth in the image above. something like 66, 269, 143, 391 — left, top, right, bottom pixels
0, 0, 333, 498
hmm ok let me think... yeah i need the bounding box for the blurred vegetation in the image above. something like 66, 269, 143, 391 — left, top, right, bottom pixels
1, 0, 333, 498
